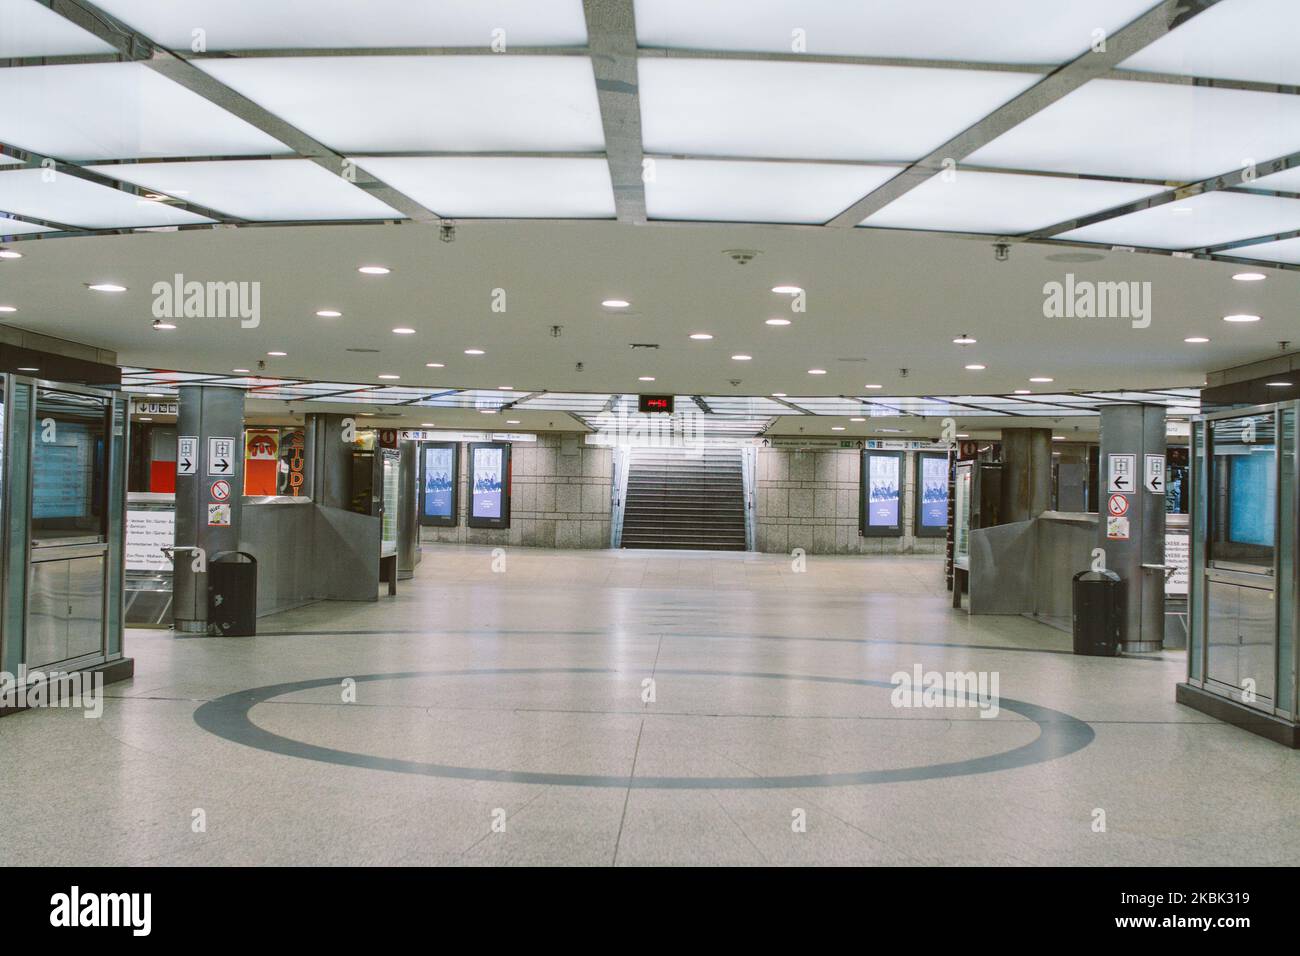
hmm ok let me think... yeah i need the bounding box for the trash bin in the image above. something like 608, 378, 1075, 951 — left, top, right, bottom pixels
208, 551, 257, 637
1072, 569, 1123, 656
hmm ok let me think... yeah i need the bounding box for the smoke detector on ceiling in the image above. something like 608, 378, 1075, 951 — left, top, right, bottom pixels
723, 248, 761, 266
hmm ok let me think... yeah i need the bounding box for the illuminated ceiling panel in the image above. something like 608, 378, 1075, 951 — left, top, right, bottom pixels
0, 212, 54, 234
639, 59, 1038, 161
1057, 191, 1300, 250
86, 159, 405, 221
93, 0, 588, 49
1231, 236, 1300, 264
0, 63, 288, 161
1121, 0, 1300, 86
0, 0, 116, 57
967, 79, 1300, 182
0, 169, 213, 229
862, 170, 1166, 235
199, 56, 605, 153
646, 159, 901, 224
1252, 166, 1300, 193
355, 157, 615, 218
636, 0, 1158, 63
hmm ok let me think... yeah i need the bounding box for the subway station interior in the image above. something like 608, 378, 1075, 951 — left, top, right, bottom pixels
1, 0, 1299, 872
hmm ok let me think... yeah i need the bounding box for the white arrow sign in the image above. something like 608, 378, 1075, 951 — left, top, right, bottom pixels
208, 437, 236, 477
177, 436, 197, 476
1108, 454, 1136, 493
1145, 453, 1166, 494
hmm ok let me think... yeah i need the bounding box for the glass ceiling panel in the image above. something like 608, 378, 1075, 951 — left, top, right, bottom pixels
646, 159, 901, 224
0, 0, 116, 57
0, 169, 214, 229
1121, 0, 1300, 86
639, 59, 1038, 161
1251, 166, 1300, 194
635, 0, 1158, 64
0, 213, 53, 235
0, 63, 288, 161
862, 170, 1165, 235
1232, 235, 1300, 264
86, 159, 405, 221
355, 157, 615, 219
967, 79, 1300, 182
1058, 191, 1300, 250
200, 56, 605, 153
93, 0, 588, 50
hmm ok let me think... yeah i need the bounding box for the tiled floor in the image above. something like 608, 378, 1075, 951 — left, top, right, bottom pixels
3, 546, 1297, 866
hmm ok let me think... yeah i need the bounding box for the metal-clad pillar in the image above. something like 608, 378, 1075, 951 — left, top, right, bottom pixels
173, 386, 245, 634
304, 413, 353, 510
397, 439, 420, 578
999, 427, 1052, 522
1098, 404, 1167, 653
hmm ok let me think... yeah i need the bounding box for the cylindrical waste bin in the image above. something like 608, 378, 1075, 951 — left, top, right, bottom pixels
1072, 569, 1123, 656
208, 551, 257, 636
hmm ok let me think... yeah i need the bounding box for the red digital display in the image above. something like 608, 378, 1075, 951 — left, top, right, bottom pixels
639, 395, 674, 413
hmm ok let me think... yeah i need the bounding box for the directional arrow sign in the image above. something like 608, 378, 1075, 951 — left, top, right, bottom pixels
177, 437, 198, 476
1107, 454, 1136, 494
208, 437, 235, 477
1145, 453, 1166, 494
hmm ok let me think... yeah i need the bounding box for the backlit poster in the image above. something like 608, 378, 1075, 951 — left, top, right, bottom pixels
917, 453, 949, 533
423, 446, 455, 519
867, 454, 900, 526
471, 445, 505, 521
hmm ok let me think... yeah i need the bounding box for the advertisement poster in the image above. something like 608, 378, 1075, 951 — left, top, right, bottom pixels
423, 446, 455, 519
867, 454, 900, 526
279, 429, 306, 496
243, 428, 279, 496
471, 446, 504, 519
920, 456, 949, 528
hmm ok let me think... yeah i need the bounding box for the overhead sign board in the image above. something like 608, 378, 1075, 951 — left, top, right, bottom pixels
131, 399, 179, 416
638, 394, 674, 414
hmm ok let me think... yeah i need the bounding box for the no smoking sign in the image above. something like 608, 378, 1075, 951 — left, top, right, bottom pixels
1107, 493, 1129, 517
211, 479, 232, 502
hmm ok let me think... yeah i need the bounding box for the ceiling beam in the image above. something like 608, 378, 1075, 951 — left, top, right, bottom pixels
37, 0, 442, 224
823, 0, 1228, 228
583, 0, 646, 224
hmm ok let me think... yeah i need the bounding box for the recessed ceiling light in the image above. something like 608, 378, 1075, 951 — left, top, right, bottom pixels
233, 368, 250, 373
1266, 381, 1293, 387
1052, 435, 1066, 441
0, 249, 22, 259
147, 393, 165, 398
771, 285, 802, 295
138, 416, 153, 421
639, 376, 656, 382
420, 422, 435, 427
965, 364, 986, 371
393, 327, 416, 335
506, 419, 521, 425
426, 362, 445, 368
808, 368, 827, 375
152, 320, 176, 331
1184, 336, 1210, 343
1029, 376, 1054, 383
864, 384, 883, 390
17, 366, 38, 372
498, 385, 513, 390
0, 305, 16, 313
690, 333, 713, 341
850, 417, 866, 422
956, 433, 969, 439
1014, 389, 1031, 395
87, 283, 127, 292
952, 334, 977, 345
1232, 272, 1267, 282
464, 348, 485, 355
316, 309, 342, 318
731, 354, 752, 361
358, 265, 390, 275
831, 426, 845, 431
378, 374, 400, 380
267, 350, 287, 356
1223, 314, 1261, 322
772, 392, 786, 397
479, 408, 497, 414
601, 299, 630, 309
765, 318, 791, 326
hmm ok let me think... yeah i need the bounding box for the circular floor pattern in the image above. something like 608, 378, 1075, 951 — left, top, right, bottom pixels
194, 667, 1095, 789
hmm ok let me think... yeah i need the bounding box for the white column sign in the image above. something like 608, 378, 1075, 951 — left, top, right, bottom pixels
1144, 453, 1165, 494
177, 436, 198, 476
1107, 454, 1136, 493
208, 437, 235, 477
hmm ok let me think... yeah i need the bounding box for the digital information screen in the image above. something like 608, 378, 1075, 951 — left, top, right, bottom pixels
468, 442, 511, 528
638, 394, 674, 414
916, 452, 950, 536
421, 444, 457, 525
861, 450, 903, 536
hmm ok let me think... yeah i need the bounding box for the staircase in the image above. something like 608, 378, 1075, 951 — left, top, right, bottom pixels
620, 447, 747, 551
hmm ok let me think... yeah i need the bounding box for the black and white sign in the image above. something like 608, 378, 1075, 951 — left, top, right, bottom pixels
208, 437, 235, 477
1165, 532, 1189, 596
125, 510, 176, 571
177, 436, 198, 476
1107, 453, 1136, 493
1145, 453, 1166, 494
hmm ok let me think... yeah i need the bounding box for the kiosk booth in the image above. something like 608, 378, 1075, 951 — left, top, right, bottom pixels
1180, 401, 1299, 746
1, 372, 132, 704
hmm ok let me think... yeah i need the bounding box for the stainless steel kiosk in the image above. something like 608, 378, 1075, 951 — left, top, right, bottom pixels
1179, 401, 1299, 746
1, 374, 132, 706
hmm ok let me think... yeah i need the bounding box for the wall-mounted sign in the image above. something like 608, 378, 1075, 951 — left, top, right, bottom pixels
131, 399, 178, 416
1107, 515, 1130, 540
125, 509, 175, 571
467, 442, 511, 529
207, 503, 231, 527
860, 449, 904, 537
1165, 532, 1189, 595
177, 436, 198, 476
914, 451, 949, 537
280, 428, 306, 496
243, 427, 279, 495
208, 436, 236, 477
419, 442, 459, 527
1107, 453, 1136, 493
211, 479, 232, 501
1144, 453, 1165, 494
399, 430, 536, 443
638, 394, 674, 414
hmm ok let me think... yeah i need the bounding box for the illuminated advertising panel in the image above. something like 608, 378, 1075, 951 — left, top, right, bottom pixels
419, 442, 459, 527
468, 442, 511, 529
860, 450, 903, 537
915, 451, 950, 537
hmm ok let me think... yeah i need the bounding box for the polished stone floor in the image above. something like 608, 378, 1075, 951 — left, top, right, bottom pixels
3, 546, 1297, 866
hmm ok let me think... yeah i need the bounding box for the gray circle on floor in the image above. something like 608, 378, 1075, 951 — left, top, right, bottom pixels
193, 667, 1095, 789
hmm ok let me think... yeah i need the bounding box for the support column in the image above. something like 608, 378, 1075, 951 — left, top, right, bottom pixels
1097, 404, 1167, 653
999, 427, 1052, 522
173, 386, 245, 633
304, 413, 353, 510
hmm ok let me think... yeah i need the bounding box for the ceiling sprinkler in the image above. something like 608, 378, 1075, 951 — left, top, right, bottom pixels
439, 220, 456, 243
550, 325, 563, 338
898, 368, 909, 378
993, 242, 1010, 262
